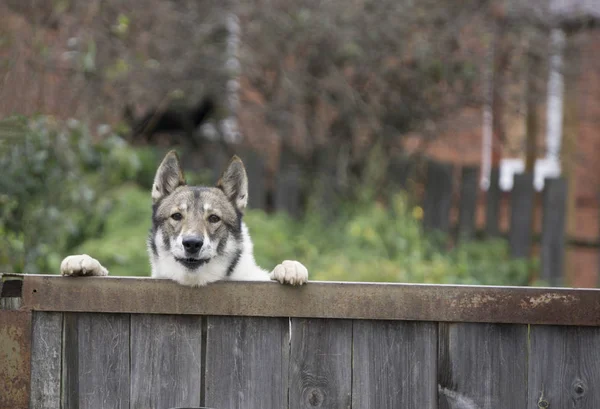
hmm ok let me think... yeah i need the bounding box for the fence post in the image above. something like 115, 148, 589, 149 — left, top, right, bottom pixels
458, 166, 479, 240
423, 160, 454, 233
274, 146, 303, 218
509, 173, 535, 258
486, 168, 502, 237
312, 145, 338, 219
238, 146, 267, 211
541, 177, 567, 286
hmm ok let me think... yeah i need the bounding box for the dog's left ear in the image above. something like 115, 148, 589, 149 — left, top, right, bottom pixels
152, 150, 186, 203
217, 155, 248, 212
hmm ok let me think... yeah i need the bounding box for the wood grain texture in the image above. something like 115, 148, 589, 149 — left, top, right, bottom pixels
130, 314, 203, 409
23, 276, 600, 327
30, 312, 62, 409
541, 177, 567, 286
528, 325, 600, 409
509, 173, 535, 258
352, 320, 437, 409
204, 316, 289, 409
289, 318, 352, 409
62, 313, 129, 409
438, 323, 528, 409
458, 166, 479, 240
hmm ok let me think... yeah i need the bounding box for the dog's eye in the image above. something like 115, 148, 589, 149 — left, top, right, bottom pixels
208, 215, 221, 224
171, 212, 183, 221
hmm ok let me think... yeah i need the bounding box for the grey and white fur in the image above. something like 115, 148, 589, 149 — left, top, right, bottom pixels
61, 150, 308, 286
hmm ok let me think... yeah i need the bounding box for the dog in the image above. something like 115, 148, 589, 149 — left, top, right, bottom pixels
60, 150, 308, 286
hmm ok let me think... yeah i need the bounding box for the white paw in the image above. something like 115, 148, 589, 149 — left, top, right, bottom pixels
269, 260, 308, 286
60, 254, 109, 277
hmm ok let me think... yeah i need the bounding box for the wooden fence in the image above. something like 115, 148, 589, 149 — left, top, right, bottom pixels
2, 274, 600, 409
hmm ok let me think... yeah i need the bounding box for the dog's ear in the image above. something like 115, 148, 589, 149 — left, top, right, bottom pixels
217, 155, 248, 212
152, 150, 186, 203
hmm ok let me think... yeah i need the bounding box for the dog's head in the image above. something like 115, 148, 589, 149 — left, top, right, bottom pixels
149, 150, 248, 272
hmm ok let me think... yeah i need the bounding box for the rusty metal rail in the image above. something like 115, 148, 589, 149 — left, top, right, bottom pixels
6, 274, 600, 326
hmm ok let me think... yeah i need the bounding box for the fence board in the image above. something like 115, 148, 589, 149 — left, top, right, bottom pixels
130, 314, 203, 409
312, 146, 338, 218
30, 312, 62, 409
239, 147, 267, 210
289, 318, 352, 409
509, 173, 535, 258
528, 325, 600, 408
458, 166, 479, 240
352, 320, 437, 409
423, 161, 454, 232
62, 313, 130, 409
275, 146, 303, 218
541, 177, 568, 286
438, 323, 528, 409
486, 168, 502, 237
204, 316, 289, 409
388, 156, 414, 191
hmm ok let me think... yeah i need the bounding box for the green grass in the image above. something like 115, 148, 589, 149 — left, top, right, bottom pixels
76, 184, 535, 285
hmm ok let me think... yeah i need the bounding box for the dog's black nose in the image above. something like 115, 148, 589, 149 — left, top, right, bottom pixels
182, 236, 203, 253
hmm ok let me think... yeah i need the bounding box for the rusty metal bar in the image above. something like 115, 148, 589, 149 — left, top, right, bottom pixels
17, 274, 600, 326
0, 310, 32, 409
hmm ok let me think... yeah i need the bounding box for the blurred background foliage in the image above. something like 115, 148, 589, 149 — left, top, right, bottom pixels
0, 116, 536, 285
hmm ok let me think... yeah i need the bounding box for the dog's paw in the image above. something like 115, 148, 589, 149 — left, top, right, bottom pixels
269, 260, 308, 285
60, 254, 109, 277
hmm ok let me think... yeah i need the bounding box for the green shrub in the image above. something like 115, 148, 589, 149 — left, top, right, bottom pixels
0, 116, 141, 274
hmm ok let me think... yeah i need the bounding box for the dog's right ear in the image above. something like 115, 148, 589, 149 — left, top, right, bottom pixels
152, 150, 186, 203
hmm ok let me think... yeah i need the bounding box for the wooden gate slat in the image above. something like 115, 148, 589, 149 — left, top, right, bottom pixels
204, 316, 289, 409
130, 314, 203, 409
30, 312, 63, 409
289, 318, 352, 409
438, 323, 528, 409
352, 320, 437, 409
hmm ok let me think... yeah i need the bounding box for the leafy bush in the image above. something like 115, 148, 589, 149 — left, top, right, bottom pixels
0, 116, 141, 274
248, 193, 535, 286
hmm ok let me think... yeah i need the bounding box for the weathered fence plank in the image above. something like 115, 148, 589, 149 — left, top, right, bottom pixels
352, 320, 437, 409
312, 145, 338, 218
509, 173, 535, 258
388, 156, 415, 192
458, 166, 479, 240
204, 316, 289, 409
30, 312, 62, 409
438, 323, 528, 409
541, 177, 568, 286
130, 314, 203, 409
289, 318, 352, 409
62, 313, 130, 409
239, 147, 267, 210
423, 161, 454, 233
275, 146, 303, 218
528, 325, 600, 408
22, 276, 600, 326
486, 168, 502, 237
